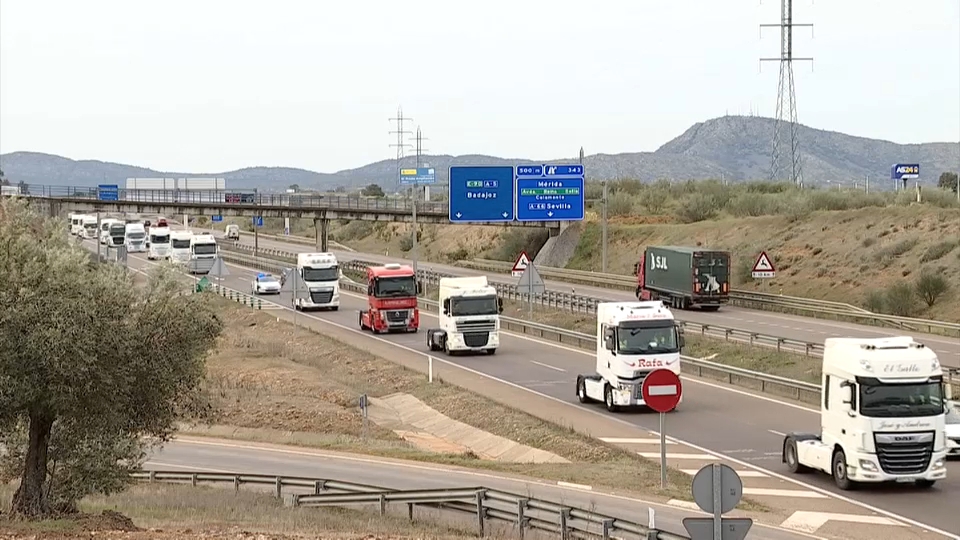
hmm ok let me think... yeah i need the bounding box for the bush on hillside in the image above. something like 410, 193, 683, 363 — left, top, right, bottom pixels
883, 282, 918, 317
915, 272, 951, 308
676, 194, 720, 223
492, 228, 550, 262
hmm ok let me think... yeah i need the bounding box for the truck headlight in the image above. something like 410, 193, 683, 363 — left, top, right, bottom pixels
858, 459, 878, 472
932, 458, 945, 470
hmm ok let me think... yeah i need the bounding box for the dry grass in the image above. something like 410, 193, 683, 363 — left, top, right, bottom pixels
190, 299, 703, 504
0, 482, 480, 539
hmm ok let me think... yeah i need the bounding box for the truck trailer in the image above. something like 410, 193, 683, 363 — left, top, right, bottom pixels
358, 263, 421, 333
633, 246, 730, 311
782, 337, 948, 490
576, 301, 685, 412
426, 276, 502, 355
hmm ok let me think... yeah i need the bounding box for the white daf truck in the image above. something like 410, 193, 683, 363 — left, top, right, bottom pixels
147, 226, 172, 260
576, 301, 685, 412
426, 276, 503, 355
187, 233, 219, 274
782, 336, 948, 490
293, 252, 340, 311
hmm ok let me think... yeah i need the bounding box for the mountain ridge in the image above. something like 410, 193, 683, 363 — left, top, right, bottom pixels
1, 116, 957, 191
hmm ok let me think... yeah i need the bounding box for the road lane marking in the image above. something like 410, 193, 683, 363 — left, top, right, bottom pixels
530, 360, 566, 372
680, 469, 767, 478
637, 452, 719, 460
769, 429, 787, 437
557, 481, 592, 491
600, 437, 676, 445
780, 511, 907, 534
743, 488, 826, 499
117, 247, 952, 539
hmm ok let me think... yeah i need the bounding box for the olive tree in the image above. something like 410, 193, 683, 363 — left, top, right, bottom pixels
0, 197, 223, 517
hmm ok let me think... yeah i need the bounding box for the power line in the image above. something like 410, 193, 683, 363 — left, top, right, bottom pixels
760, 0, 813, 187
388, 106, 414, 193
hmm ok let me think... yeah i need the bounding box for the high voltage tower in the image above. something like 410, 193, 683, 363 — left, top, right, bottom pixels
388, 106, 414, 193
761, 0, 813, 187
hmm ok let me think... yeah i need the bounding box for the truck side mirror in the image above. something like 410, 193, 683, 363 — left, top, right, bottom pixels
442, 298, 450, 315
497, 298, 503, 313
417, 280, 424, 295
677, 326, 685, 348
840, 381, 854, 410
603, 327, 616, 351
632, 262, 639, 275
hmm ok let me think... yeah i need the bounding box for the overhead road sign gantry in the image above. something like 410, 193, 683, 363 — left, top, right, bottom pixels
515, 164, 585, 221
449, 166, 515, 223
399, 167, 437, 185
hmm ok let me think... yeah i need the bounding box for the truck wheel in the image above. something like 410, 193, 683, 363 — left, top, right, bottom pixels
331, 306, 339, 312
427, 333, 437, 351
604, 384, 619, 413
784, 439, 808, 473
485, 348, 496, 355
576, 377, 591, 404
832, 448, 855, 490
358, 312, 366, 330
915, 479, 936, 488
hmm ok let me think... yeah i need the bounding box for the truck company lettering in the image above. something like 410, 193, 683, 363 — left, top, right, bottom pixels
649, 254, 669, 271
882, 363, 920, 374
878, 419, 931, 431
625, 358, 666, 368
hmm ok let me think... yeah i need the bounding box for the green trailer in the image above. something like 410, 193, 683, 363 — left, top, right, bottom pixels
634, 246, 731, 311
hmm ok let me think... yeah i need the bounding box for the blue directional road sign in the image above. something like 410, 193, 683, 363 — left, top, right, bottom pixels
253, 216, 263, 228
449, 166, 515, 223
97, 184, 119, 201
399, 167, 436, 185
515, 164, 584, 221
211, 215, 223, 223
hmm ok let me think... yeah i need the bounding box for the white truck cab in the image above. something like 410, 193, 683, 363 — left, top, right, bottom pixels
81, 215, 99, 239
188, 233, 219, 274
293, 252, 340, 311
426, 276, 502, 355
169, 230, 193, 265
147, 226, 172, 260
576, 301, 685, 412
124, 222, 147, 252
783, 337, 948, 490
99, 218, 121, 244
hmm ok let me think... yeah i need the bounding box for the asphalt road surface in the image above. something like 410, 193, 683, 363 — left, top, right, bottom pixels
211, 229, 960, 369
102, 241, 959, 540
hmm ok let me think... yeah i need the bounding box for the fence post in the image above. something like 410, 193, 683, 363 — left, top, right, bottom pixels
378, 493, 386, 516
275, 477, 282, 499
516, 499, 527, 540
191, 474, 198, 487
475, 490, 486, 537
149, 470, 156, 483
314, 480, 325, 494
559, 508, 570, 540
407, 503, 414, 521
601, 519, 613, 540
234, 476, 240, 493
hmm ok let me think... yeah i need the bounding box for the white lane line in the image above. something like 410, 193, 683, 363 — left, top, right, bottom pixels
743, 488, 827, 499
769, 429, 787, 437
121, 249, 950, 538
557, 481, 592, 491
680, 469, 768, 478
636, 452, 719, 460
530, 360, 566, 372
667, 499, 701, 511
600, 437, 676, 445
780, 511, 907, 533
144, 460, 234, 474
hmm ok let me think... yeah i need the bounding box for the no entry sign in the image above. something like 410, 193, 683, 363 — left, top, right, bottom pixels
641, 369, 682, 413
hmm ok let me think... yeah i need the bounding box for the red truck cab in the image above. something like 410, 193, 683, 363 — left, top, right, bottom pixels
358, 263, 422, 333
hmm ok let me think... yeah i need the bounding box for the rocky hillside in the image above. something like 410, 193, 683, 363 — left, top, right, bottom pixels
2, 116, 957, 191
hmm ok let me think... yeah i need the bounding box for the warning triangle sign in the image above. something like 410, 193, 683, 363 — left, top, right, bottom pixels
751, 251, 776, 278
512, 251, 531, 277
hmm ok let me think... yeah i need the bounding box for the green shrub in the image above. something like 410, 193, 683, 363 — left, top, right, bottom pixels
640, 189, 669, 214
607, 192, 636, 217
872, 237, 919, 262
914, 272, 951, 307
676, 194, 720, 223
883, 283, 918, 317
919, 240, 957, 262
863, 290, 885, 313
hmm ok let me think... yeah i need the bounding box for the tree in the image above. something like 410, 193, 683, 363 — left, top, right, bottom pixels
361, 183, 385, 198
938, 172, 958, 193
914, 272, 951, 308
0, 197, 223, 517
0, 168, 8, 186
288, 183, 300, 192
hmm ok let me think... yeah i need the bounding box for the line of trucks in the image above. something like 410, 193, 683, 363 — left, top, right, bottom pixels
67, 213, 219, 274
351, 249, 954, 492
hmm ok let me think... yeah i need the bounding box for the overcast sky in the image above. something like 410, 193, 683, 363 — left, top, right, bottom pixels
1, 0, 958, 174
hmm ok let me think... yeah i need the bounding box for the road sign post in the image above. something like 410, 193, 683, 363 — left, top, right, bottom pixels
401, 167, 437, 277
515, 164, 585, 221
641, 369, 682, 489
683, 463, 752, 540
449, 166, 515, 223
750, 251, 776, 280
516, 259, 546, 317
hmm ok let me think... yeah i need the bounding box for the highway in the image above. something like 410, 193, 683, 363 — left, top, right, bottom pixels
145, 438, 814, 540
107, 240, 959, 540
210, 229, 960, 368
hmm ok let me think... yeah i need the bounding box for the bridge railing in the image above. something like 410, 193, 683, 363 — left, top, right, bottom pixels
134, 470, 689, 540
20, 184, 448, 214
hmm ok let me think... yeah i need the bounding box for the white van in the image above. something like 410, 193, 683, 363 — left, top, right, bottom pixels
170, 230, 193, 265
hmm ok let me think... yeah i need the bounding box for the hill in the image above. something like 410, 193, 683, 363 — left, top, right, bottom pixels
1, 115, 957, 191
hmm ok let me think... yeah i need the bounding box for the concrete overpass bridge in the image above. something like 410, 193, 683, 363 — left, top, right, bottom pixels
8, 184, 563, 251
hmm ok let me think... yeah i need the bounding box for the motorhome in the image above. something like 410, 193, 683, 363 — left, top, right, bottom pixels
576, 301, 685, 412
426, 276, 502, 355
188, 233, 219, 274
147, 226, 172, 260
293, 252, 340, 311
169, 230, 193, 265
81, 215, 99, 239
124, 222, 147, 252
68, 213, 85, 236
783, 337, 948, 490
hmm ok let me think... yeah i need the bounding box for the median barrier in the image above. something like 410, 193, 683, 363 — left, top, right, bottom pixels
135, 470, 688, 540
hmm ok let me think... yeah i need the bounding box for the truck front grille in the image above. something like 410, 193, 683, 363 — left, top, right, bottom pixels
874, 432, 934, 475
310, 291, 333, 304
456, 320, 496, 333
463, 332, 490, 348
385, 310, 409, 323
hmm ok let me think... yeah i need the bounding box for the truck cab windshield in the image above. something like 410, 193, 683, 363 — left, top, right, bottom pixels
171, 239, 190, 249
376, 276, 416, 297
450, 295, 498, 317
302, 266, 338, 282
151, 234, 170, 244
192, 244, 217, 255
128, 232, 145, 240
858, 380, 944, 418
617, 323, 679, 354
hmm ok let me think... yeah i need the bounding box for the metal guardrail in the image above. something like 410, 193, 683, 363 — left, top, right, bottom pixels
462, 259, 960, 338
134, 470, 688, 540
219, 243, 825, 358
19, 184, 450, 216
